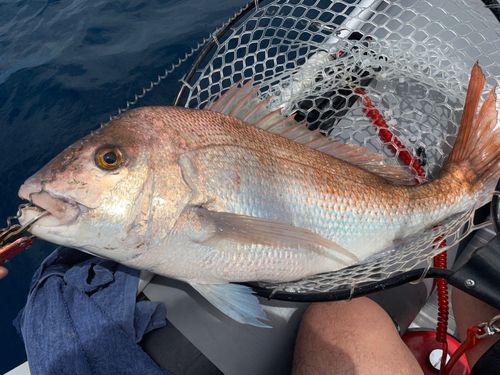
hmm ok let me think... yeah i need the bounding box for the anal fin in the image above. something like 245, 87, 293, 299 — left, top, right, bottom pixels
189, 282, 271, 328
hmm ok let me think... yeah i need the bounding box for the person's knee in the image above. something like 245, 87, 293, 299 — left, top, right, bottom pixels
293, 297, 424, 375
301, 297, 396, 335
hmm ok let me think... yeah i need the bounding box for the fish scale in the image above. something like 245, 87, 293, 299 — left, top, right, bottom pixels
180, 143, 450, 262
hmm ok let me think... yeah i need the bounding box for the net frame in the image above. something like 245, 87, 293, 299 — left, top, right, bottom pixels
176, 0, 500, 298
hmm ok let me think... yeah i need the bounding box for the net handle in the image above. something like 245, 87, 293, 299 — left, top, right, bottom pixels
243, 268, 453, 302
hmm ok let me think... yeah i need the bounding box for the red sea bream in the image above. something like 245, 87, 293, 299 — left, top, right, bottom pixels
18, 64, 500, 326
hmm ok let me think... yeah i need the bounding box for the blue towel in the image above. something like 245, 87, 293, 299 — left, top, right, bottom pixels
14, 247, 172, 375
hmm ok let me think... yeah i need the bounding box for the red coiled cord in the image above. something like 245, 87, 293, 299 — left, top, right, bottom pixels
354, 87, 426, 183
434, 244, 449, 374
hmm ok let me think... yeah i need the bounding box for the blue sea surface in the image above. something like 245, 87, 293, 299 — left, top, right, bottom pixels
0, 1, 246, 372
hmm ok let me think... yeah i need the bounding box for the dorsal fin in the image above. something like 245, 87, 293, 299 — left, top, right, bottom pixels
204, 80, 416, 185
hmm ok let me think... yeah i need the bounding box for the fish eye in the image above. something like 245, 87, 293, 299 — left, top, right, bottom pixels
95, 148, 123, 170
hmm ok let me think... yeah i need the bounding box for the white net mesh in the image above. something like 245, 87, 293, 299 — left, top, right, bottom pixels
181, 0, 500, 294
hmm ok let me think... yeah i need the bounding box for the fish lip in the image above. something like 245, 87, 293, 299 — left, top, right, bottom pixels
18, 184, 86, 227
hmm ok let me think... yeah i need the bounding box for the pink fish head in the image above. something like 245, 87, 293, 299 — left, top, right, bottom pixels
17, 107, 192, 261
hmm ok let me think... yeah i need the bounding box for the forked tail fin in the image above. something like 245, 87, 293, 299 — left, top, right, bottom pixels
444, 63, 500, 196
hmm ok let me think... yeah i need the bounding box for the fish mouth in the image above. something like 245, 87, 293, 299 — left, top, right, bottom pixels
18, 184, 83, 228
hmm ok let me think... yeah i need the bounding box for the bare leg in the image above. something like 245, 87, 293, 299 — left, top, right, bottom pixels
292, 297, 424, 375
452, 288, 500, 368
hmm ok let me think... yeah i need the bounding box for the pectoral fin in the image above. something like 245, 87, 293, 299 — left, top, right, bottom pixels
188, 207, 359, 263
189, 282, 270, 328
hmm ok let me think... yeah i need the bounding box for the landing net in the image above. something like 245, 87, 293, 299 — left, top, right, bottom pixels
181, 0, 500, 294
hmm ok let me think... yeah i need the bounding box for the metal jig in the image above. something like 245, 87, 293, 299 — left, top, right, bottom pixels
0, 211, 50, 265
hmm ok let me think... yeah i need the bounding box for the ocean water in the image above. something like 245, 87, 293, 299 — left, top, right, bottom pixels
0, 1, 247, 372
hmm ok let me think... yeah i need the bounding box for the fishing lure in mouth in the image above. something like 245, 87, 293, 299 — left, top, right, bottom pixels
0, 210, 49, 265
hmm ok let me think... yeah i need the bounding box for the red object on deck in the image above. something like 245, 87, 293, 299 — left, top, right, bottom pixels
402, 331, 470, 375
